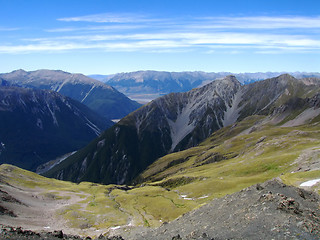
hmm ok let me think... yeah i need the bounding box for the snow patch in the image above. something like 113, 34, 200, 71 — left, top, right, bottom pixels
300, 178, 320, 187
180, 194, 193, 200
56, 79, 68, 92
85, 117, 101, 136
198, 195, 209, 199
81, 85, 95, 103
110, 226, 121, 230
46, 102, 59, 126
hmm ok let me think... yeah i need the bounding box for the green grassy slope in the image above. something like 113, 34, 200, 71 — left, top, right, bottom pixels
1, 112, 320, 234
0, 164, 197, 233
137, 115, 320, 200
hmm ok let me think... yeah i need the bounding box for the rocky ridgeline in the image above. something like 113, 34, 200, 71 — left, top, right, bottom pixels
0, 69, 141, 119
0, 226, 124, 240
109, 179, 320, 240
0, 86, 111, 171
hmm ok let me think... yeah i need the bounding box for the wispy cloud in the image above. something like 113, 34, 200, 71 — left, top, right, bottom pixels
57, 13, 155, 23
1, 31, 319, 54
195, 16, 320, 29
46, 24, 145, 33
0, 27, 20, 31
1, 14, 320, 54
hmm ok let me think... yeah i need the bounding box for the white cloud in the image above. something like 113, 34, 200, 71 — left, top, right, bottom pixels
0, 27, 20, 31
195, 16, 320, 29
46, 24, 145, 33
2, 31, 319, 54
57, 13, 154, 23
1, 14, 320, 54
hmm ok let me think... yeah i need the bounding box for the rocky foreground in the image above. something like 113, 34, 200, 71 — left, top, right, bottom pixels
1, 179, 320, 240
107, 179, 320, 240
0, 226, 124, 240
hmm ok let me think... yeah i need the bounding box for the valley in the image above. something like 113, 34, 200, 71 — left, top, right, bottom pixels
1, 107, 320, 238
2, 1, 320, 239
1, 71, 320, 239
45, 74, 320, 187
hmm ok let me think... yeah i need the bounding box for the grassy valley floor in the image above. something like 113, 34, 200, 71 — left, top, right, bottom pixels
0, 115, 320, 238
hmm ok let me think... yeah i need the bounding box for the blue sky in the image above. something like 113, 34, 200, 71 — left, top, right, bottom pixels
0, 0, 319, 74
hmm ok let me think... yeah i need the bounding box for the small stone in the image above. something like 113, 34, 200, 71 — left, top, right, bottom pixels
52, 230, 64, 238
256, 184, 264, 190
172, 234, 182, 240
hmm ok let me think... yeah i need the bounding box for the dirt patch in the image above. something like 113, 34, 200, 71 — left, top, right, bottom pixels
0, 183, 93, 237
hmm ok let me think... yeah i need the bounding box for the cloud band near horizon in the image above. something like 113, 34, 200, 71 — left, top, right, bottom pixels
0, 13, 319, 54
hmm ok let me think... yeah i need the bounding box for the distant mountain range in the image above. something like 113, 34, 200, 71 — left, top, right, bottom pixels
1, 72, 320, 240
1, 69, 141, 119
45, 74, 320, 185
0, 85, 112, 171
90, 71, 320, 102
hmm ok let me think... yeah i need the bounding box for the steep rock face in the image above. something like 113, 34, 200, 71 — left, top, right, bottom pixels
46, 74, 320, 185
45, 76, 241, 184
237, 74, 319, 122
0, 69, 141, 119
0, 78, 10, 86
0, 86, 112, 171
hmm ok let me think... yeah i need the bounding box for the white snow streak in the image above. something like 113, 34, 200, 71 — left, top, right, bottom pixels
81, 85, 95, 103
56, 79, 68, 92
300, 178, 320, 187
85, 117, 101, 136
46, 102, 59, 126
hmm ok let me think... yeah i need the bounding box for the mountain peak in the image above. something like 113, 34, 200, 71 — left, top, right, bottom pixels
275, 73, 297, 82
221, 75, 240, 84
12, 69, 27, 73
1, 69, 141, 119
7, 69, 28, 78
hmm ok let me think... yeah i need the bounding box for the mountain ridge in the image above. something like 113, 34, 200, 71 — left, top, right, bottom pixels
0, 85, 112, 171
100, 70, 320, 102
45, 75, 242, 184
0, 69, 141, 119
45, 74, 320, 185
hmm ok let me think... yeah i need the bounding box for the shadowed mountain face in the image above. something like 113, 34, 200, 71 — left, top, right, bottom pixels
0, 86, 112, 171
1, 69, 141, 119
45, 74, 320, 185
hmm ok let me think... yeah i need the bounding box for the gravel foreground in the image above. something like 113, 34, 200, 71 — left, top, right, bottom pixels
1, 179, 320, 240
